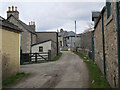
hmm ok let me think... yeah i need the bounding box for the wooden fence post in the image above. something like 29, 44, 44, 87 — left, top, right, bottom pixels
48, 50, 51, 61
35, 53, 37, 63
20, 49, 23, 65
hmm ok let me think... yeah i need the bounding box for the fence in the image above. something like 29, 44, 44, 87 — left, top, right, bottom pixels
20, 50, 51, 64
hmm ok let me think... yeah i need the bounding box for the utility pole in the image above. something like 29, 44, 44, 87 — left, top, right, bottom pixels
75, 20, 77, 51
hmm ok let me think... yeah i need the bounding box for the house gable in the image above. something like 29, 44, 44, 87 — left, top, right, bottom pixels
7, 15, 36, 35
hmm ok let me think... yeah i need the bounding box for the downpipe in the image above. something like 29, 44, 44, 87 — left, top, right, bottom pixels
115, 1, 120, 88
101, 13, 106, 77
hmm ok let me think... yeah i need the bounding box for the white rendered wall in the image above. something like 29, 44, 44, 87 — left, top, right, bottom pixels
32, 41, 51, 53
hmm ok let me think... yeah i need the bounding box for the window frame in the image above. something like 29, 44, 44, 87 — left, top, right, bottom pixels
39, 46, 43, 52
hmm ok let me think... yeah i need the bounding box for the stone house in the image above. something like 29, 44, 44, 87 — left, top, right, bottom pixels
58, 30, 80, 50
0, 16, 22, 80
58, 29, 68, 49
92, 1, 120, 88
36, 32, 59, 58
6, 6, 37, 53
64, 31, 80, 50
3, 6, 59, 63
31, 39, 57, 59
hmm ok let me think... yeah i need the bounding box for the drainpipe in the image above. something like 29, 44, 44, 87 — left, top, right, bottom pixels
115, 1, 120, 88
56, 32, 59, 56
101, 13, 106, 77
30, 33, 32, 54
91, 31, 94, 62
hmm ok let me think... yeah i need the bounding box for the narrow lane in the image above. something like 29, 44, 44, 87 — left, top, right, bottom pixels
10, 51, 89, 88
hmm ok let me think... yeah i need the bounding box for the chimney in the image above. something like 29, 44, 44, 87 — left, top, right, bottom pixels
7, 6, 19, 19
12, 6, 14, 11
15, 7, 17, 11
8, 7, 11, 11
60, 28, 64, 32
92, 12, 100, 24
29, 21, 36, 31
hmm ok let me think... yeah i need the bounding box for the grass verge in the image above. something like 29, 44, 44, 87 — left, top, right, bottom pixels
2, 72, 29, 87
51, 52, 62, 61
73, 51, 111, 88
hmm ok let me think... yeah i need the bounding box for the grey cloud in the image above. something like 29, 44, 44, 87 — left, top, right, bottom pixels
1, 2, 105, 33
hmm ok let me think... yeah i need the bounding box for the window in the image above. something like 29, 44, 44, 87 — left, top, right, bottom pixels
106, 1, 112, 19
39, 47, 43, 52
60, 41, 62, 46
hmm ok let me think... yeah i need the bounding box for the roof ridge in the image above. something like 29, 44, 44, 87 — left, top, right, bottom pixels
31, 39, 56, 46
1, 19, 23, 32
7, 14, 36, 34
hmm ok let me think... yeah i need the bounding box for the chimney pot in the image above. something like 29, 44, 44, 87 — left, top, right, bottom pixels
12, 6, 14, 11
15, 7, 17, 11
8, 7, 11, 11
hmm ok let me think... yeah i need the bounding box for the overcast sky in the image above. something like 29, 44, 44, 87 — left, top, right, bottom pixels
0, 1, 105, 33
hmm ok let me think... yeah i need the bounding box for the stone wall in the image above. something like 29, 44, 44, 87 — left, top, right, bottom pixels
7, 16, 31, 53
80, 31, 92, 51
94, 2, 119, 88
36, 32, 57, 42
32, 34, 37, 45
94, 17, 104, 74
119, 2, 120, 24
58, 36, 64, 48
51, 41, 57, 59
36, 32, 58, 56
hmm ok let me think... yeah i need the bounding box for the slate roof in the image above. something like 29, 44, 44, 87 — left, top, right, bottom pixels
18, 20, 35, 34
7, 14, 36, 34
0, 16, 23, 33
59, 31, 79, 37
31, 39, 56, 46
58, 31, 68, 37
66, 31, 75, 37
0, 16, 5, 21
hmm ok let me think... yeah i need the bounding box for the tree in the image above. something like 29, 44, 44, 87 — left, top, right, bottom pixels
83, 22, 94, 33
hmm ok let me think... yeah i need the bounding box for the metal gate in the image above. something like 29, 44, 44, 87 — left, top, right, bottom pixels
21, 52, 51, 64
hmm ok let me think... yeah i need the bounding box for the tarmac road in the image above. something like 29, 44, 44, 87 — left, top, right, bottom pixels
9, 51, 89, 88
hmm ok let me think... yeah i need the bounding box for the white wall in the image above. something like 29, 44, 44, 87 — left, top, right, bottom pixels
19, 34, 21, 70
32, 41, 51, 53
0, 29, 2, 89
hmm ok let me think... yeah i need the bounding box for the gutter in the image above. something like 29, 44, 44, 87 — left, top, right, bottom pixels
101, 13, 106, 77
115, 1, 120, 88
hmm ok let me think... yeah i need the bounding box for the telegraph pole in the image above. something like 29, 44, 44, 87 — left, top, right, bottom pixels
75, 20, 77, 51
